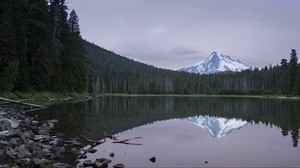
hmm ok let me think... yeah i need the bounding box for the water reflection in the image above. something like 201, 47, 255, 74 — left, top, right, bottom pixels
33, 96, 300, 147
184, 116, 247, 138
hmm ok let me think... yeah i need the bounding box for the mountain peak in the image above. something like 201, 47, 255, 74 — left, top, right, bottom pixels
179, 51, 251, 74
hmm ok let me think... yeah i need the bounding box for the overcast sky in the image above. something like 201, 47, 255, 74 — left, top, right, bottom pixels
67, 0, 300, 70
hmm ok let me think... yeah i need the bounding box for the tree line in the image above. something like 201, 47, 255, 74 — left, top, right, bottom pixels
0, 0, 87, 92
85, 40, 300, 95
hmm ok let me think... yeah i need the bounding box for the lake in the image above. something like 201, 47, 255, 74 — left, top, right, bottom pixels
34, 96, 300, 167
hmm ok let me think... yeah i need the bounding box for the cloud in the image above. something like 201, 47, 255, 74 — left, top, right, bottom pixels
68, 0, 300, 70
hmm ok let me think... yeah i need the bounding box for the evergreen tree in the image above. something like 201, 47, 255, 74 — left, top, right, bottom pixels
294, 67, 300, 95
0, 0, 18, 91
289, 49, 298, 94
68, 10, 81, 37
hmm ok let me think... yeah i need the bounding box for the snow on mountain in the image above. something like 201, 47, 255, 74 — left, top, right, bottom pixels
184, 115, 248, 138
179, 51, 251, 74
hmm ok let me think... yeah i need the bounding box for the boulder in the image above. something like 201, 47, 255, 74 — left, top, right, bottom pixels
17, 148, 31, 158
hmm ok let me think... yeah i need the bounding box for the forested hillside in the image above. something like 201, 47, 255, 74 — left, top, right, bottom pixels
0, 0, 86, 92
84, 41, 300, 95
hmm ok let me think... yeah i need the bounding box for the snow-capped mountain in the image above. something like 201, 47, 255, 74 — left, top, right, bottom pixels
179, 51, 251, 74
184, 115, 248, 138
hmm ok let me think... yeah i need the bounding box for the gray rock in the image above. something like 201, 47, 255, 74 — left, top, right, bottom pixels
0, 165, 10, 168
32, 158, 42, 167
22, 131, 35, 140
109, 152, 115, 157
0, 119, 12, 132
49, 140, 59, 145
84, 148, 97, 153
102, 159, 112, 165
32, 147, 44, 159
24, 141, 37, 152
17, 148, 31, 158
38, 123, 50, 135
16, 158, 31, 167
83, 160, 93, 166
3, 147, 16, 160
34, 134, 50, 142
113, 163, 125, 168
52, 162, 71, 168
79, 154, 87, 159
95, 158, 107, 163
31, 120, 39, 125
9, 138, 18, 148
93, 161, 103, 168
149, 156, 156, 163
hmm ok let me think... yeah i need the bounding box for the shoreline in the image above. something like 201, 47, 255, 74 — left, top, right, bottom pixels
0, 107, 83, 167
96, 93, 300, 100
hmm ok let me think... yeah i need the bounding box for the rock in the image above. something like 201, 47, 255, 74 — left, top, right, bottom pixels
39, 144, 52, 150
47, 119, 58, 124
95, 158, 106, 163
34, 134, 50, 142
3, 147, 16, 160
0, 165, 9, 168
0, 118, 19, 129
149, 156, 156, 163
83, 160, 93, 166
49, 140, 59, 145
0, 119, 12, 132
113, 163, 125, 168
52, 163, 72, 168
17, 148, 31, 158
109, 152, 115, 157
71, 148, 81, 156
205, 161, 208, 164
93, 161, 103, 168
32, 158, 42, 167
23, 130, 35, 140
84, 148, 97, 153
9, 138, 18, 148
31, 120, 39, 125
79, 154, 87, 159
38, 123, 50, 135
24, 141, 37, 152
16, 158, 31, 167
102, 159, 112, 165
32, 147, 44, 159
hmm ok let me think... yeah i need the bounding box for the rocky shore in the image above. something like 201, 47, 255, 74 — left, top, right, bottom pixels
0, 107, 84, 168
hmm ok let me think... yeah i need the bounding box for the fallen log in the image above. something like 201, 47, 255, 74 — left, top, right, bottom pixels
112, 136, 142, 145
80, 135, 104, 145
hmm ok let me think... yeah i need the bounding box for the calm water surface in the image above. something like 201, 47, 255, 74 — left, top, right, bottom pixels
34, 96, 300, 167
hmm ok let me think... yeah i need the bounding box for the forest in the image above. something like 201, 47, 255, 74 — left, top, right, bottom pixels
0, 0, 300, 96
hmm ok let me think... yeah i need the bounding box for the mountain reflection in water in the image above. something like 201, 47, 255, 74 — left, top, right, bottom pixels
184, 116, 248, 138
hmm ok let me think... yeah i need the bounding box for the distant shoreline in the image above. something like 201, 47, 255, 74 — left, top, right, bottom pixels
97, 94, 300, 100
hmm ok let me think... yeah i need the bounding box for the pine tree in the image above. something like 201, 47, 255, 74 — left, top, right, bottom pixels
0, 0, 18, 91
68, 10, 81, 37
289, 49, 298, 94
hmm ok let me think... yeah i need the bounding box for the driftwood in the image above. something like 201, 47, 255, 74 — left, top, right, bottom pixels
80, 135, 104, 145
0, 97, 46, 112
112, 136, 142, 145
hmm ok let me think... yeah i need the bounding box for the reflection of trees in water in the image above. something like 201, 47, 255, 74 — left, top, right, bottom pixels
33, 97, 300, 147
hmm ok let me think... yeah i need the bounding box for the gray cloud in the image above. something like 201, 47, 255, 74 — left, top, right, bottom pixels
68, 0, 300, 70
